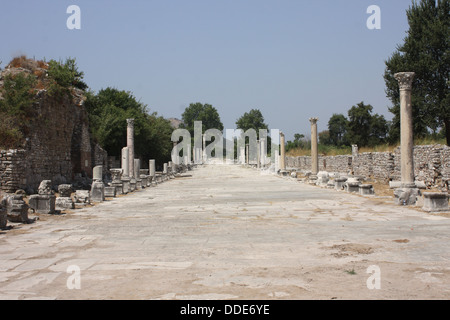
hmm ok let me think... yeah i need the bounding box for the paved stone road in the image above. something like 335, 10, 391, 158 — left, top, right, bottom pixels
0, 165, 449, 299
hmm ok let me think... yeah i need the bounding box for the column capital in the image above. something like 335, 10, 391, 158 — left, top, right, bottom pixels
309, 117, 319, 124
394, 72, 415, 90
126, 118, 135, 127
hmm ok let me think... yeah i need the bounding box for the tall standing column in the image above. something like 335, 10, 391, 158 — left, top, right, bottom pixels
280, 132, 286, 171
256, 140, 261, 169
393, 72, 419, 205
245, 144, 249, 165
202, 134, 206, 162
127, 119, 135, 179
394, 72, 416, 186
149, 159, 156, 185
310, 118, 319, 176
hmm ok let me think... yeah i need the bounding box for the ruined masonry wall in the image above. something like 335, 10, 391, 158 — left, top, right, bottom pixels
0, 91, 107, 193
286, 144, 450, 186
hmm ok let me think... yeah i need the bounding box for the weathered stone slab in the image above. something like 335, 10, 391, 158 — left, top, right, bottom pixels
55, 197, 75, 210
90, 181, 105, 203
345, 182, 360, 193
29, 194, 56, 214
74, 190, 90, 203
359, 184, 375, 195
334, 177, 347, 190
104, 187, 116, 198
422, 192, 449, 212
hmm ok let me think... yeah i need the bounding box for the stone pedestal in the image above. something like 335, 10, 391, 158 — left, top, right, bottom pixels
129, 178, 136, 192
359, 184, 375, 195
121, 177, 130, 194
55, 184, 74, 211
394, 187, 420, 206
91, 181, 105, 202
29, 194, 56, 214
91, 166, 105, 202
334, 177, 347, 190
104, 187, 116, 198
110, 168, 124, 195
345, 182, 361, 193
6, 195, 29, 222
422, 193, 449, 212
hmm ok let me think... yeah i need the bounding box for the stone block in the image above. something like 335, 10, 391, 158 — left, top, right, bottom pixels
359, 184, 375, 195
90, 181, 105, 203
38, 180, 53, 195
58, 184, 73, 198
29, 194, 56, 214
334, 177, 347, 190
55, 197, 75, 211
121, 178, 130, 194
422, 192, 449, 212
104, 186, 116, 198
74, 190, 90, 204
345, 182, 360, 193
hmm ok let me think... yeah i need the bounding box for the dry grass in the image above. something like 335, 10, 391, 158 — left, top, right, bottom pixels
286, 138, 447, 157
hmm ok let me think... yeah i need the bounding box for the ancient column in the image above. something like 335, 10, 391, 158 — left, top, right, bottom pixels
202, 134, 206, 162
257, 140, 261, 169
91, 165, 105, 202
260, 138, 266, 168
127, 119, 135, 178
148, 159, 155, 185
394, 72, 415, 186
280, 132, 286, 171
245, 144, 249, 165
393, 72, 419, 205
310, 118, 319, 176
121, 147, 130, 193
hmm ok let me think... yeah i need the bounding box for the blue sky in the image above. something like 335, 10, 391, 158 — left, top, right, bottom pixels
0, 0, 413, 141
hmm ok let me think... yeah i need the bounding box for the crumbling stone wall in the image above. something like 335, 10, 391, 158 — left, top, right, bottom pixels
0, 91, 106, 193
0, 150, 27, 193
286, 144, 450, 188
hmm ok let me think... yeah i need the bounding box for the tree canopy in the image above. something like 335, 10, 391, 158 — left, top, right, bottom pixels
384, 0, 449, 145
235, 109, 269, 135
180, 102, 224, 136
84, 88, 173, 165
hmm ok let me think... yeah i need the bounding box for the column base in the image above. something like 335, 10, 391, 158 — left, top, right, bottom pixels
394, 187, 420, 206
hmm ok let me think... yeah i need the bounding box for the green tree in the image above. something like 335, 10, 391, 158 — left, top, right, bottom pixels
84, 88, 173, 164
235, 109, 269, 135
0, 73, 36, 119
327, 114, 348, 146
180, 102, 224, 136
384, 0, 450, 145
318, 130, 332, 145
346, 102, 388, 147
47, 58, 88, 98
